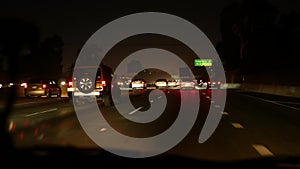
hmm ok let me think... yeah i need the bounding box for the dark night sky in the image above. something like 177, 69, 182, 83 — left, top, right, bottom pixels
1, 0, 299, 72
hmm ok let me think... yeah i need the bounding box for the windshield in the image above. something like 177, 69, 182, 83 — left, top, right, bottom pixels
1, 1, 300, 168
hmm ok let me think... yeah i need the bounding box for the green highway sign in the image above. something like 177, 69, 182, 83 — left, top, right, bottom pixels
194, 59, 212, 66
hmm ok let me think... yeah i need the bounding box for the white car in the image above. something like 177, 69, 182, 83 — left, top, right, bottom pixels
180, 78, 196, 89
130, 79, 147, 89
155, 79, 168, 88
167, 80, 177, 87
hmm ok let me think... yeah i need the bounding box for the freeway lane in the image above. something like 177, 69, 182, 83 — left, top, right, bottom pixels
171, 90, 300, 161
224, 91, 300, 158
6, 89, 300, 162
7, 97, 76, 147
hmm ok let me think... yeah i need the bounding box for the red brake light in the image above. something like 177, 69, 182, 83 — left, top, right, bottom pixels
217, 81, 221, 85
208, 81, 211, 84
42, 84, 47, 89
102, 81, 106, 86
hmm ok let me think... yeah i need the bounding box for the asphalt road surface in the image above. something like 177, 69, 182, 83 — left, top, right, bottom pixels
5, 88, 300, 163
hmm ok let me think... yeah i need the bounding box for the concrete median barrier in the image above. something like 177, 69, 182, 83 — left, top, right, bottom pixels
240, 83, 300, 98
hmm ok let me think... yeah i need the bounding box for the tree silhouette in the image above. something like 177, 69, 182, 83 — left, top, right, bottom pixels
40, 34, 64, 79
277, 12, 300, 72
21, 34, 64, 80
0, 18, 39, 153
218, 0, 281, 81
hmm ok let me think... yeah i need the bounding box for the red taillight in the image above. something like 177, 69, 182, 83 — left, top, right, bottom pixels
42, 84, 47, 89
102, 80, 106, 86
208, 81, 211, 84
217, 81, 221, 85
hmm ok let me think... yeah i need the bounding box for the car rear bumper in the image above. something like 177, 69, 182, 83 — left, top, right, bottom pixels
68, 87, 102, 96
131, 84, 145, 88
25, 90, 46, 96
73, 91, 101, 96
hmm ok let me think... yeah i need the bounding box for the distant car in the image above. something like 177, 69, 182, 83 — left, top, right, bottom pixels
154, 79, 168, 88
24, 79, 61, 98
200, 81, 208, 88
207, 81, 222, 89
130, 79, 147, 89
167, 79, 177, 87
180, 78, 196, 89
195, 79, 208, 89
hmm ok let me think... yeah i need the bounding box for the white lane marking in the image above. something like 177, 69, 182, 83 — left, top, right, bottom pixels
240, 93, 300, 111
275, 101, 300, 104
99, 128, 107, 132
150, 100, 154, 103
252, 144, 274, 157
211, 100, 215, 104
231, 122, 244, 129
222, 112, 229, 115
25, 108, 58, 117
214, 105, 220, 108
158, 96, 162, 99
15, 101, 36, 106
129, 107, 143, 115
